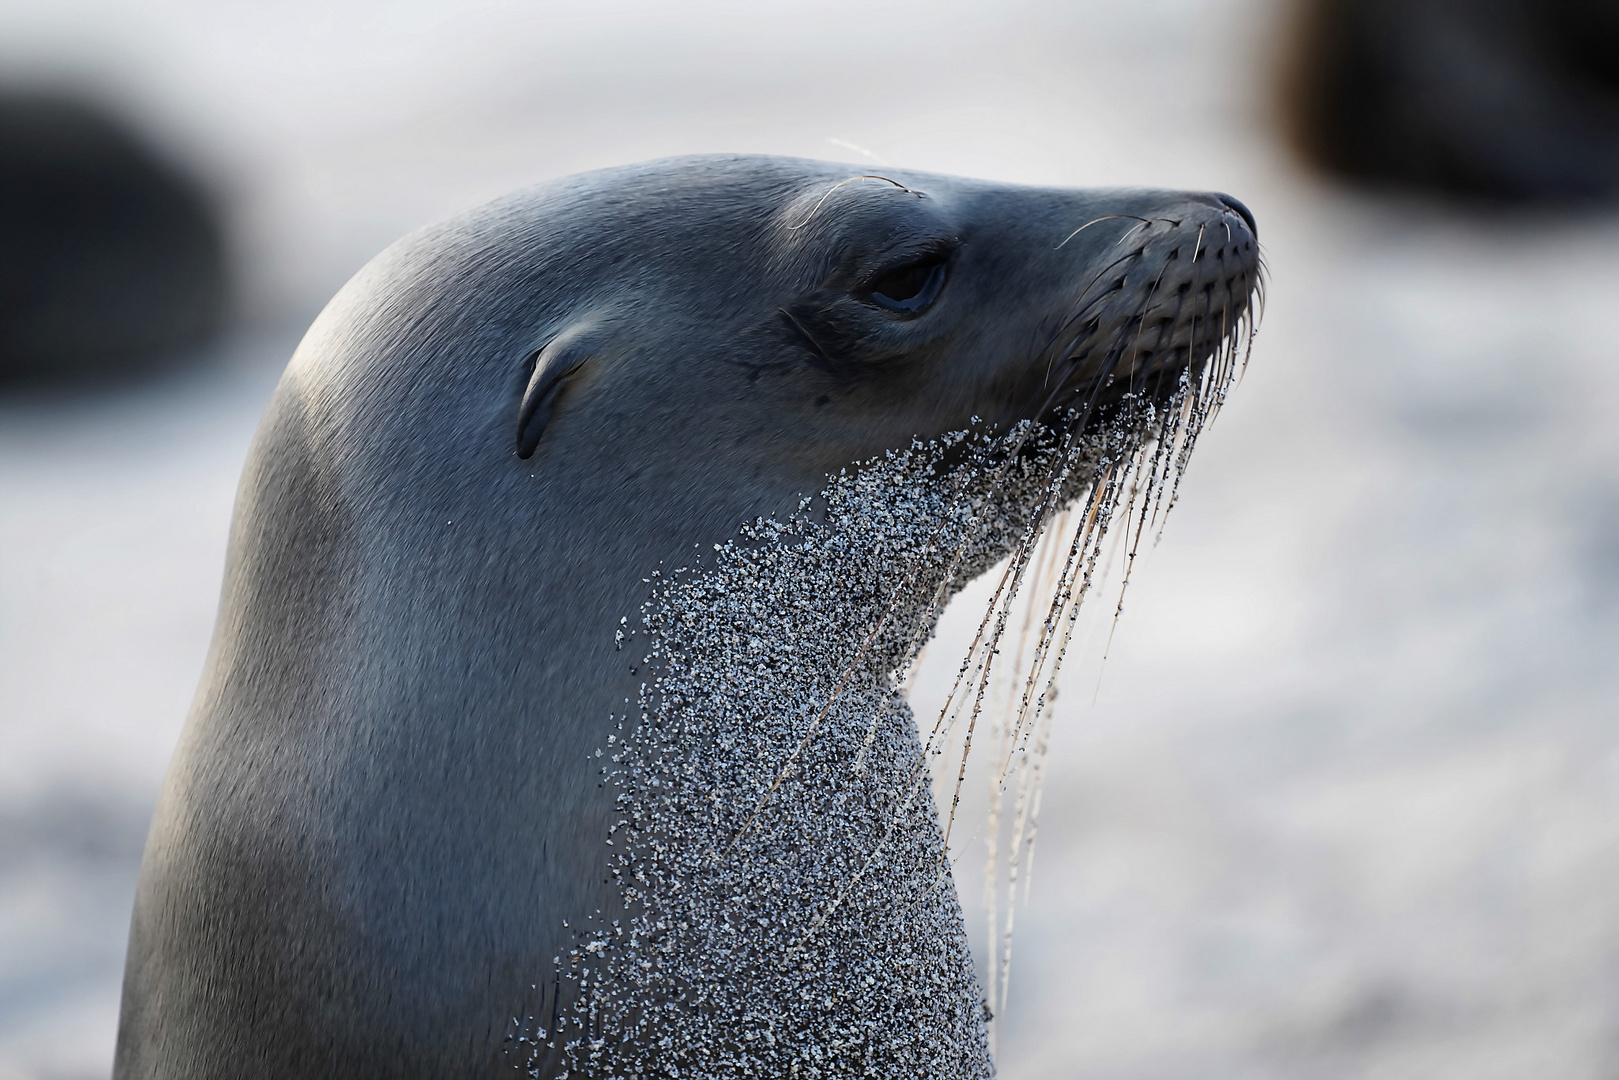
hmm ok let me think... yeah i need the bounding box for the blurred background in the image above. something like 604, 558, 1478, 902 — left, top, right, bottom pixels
2, 0, 1617, 1076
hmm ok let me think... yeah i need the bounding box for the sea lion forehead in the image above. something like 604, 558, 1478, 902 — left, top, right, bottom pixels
473, 155, 975, 308
469, 156, 843, 291
635, 157, 959, 259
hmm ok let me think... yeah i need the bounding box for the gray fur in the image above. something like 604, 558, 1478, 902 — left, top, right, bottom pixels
113, 155, 1257, 1078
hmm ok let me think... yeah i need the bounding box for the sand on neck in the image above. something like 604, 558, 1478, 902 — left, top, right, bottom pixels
509, 302, 1253, 1077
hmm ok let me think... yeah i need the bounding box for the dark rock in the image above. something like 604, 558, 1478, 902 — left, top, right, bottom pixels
1282, 0, 1619, 202
0, 91, 228, 385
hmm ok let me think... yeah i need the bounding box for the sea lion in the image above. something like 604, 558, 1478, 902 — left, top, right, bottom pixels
113, 154, 1260, 1078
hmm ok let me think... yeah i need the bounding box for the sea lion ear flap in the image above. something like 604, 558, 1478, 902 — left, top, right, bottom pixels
515, 329, 594, 459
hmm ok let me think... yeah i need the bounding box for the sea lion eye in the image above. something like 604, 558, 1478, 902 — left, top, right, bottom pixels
867, 258, 948, 315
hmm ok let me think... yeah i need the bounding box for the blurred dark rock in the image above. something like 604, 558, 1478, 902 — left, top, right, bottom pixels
1283, 0, 1619, 201
0, 91, 228, 386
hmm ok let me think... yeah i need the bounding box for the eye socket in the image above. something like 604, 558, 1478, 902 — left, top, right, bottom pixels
867, 258, 948, 315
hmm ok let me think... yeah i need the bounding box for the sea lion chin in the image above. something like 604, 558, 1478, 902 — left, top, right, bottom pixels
114, 154, 1259, 1079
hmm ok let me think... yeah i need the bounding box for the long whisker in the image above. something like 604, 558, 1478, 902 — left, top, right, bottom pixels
786, 174, 920, 230
1054, 214, 1150, 249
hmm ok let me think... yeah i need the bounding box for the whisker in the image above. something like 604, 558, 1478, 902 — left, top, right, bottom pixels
786, 174, 920, 230
1053, 214, 1150, 250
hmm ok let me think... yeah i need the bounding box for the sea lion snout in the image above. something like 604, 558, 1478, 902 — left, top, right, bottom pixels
962, 189, 1262, 429
1091, 194, 1261, 386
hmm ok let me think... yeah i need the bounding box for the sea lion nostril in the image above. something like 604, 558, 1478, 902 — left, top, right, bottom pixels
1216, 193, 1257, 238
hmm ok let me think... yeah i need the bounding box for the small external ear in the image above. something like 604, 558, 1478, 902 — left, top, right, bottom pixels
515, 330, 593, 459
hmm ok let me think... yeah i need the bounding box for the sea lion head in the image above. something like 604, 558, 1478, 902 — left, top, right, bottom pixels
288, 154, 1260, 549
499, 156, 1259, 494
